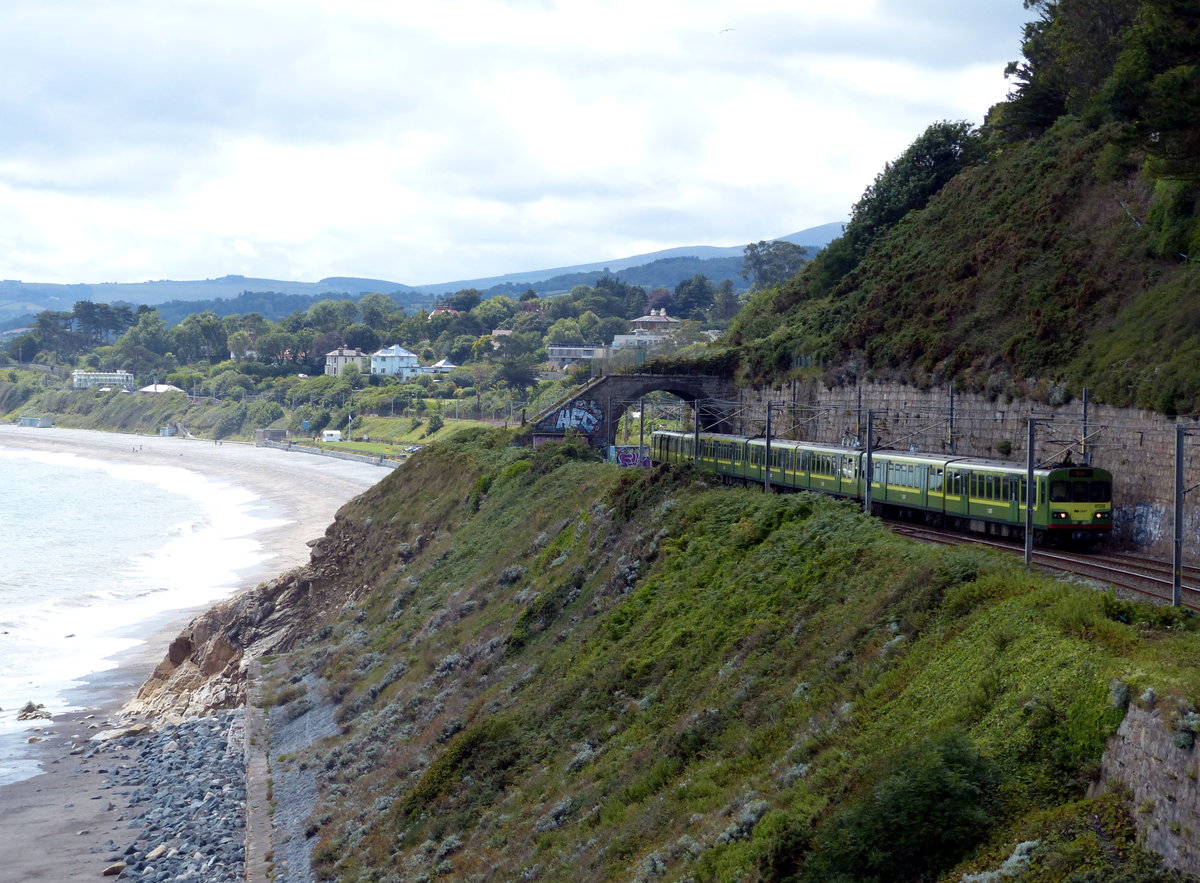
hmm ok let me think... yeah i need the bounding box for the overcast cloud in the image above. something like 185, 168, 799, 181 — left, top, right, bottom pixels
0, 0, 1032, 286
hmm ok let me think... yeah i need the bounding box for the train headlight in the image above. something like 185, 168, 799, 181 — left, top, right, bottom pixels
1095, 511, 1111, 521
1052, 510, 1069, 520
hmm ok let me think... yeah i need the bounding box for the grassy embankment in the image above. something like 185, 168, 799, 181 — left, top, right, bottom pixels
259, 428, 1200, 882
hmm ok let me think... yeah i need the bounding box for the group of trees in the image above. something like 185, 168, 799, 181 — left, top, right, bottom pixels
998, 0, 1200, 251
999, 0, 1200, 174
10, 301, 141, 362
3, 254, 786, 410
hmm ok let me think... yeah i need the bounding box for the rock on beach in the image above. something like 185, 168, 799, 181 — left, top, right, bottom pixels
83, 709, 247, 882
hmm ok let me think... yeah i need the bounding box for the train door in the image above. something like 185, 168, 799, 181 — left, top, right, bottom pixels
928, 466, 945, 511
944, 470, 965, 517
1004, 475, 1020, 523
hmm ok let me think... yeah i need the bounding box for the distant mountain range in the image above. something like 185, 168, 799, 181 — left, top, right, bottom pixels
405, 222, 846, 294
0, 222, 844, 328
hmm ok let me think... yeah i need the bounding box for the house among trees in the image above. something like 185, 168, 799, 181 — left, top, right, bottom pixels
371, 344, 421, 379
611, 308, 680, 351
325, 346, 369, 376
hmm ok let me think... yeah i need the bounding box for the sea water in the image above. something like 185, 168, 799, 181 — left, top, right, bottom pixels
0, 447, 283, 785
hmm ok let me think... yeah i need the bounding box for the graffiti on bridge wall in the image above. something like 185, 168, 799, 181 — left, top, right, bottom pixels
551, 400, 603, 434
609, 445, 651, 468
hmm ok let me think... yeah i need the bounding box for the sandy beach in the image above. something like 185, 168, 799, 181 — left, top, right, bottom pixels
0, 426, 389, 882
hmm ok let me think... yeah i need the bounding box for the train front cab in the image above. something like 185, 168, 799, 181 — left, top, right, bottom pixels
1043, 466, 1112, 541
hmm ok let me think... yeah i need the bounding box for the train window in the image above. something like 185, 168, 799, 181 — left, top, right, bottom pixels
1091, 481, 1111, 502
1072, 481, 1091, 502
930, 469, 943, 492
1050, 481, 1071, 502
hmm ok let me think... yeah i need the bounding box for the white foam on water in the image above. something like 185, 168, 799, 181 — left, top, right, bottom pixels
0, 447, 286, 785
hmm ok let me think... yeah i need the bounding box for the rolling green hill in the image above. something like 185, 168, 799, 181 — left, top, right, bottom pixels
726, 0, 1200, 415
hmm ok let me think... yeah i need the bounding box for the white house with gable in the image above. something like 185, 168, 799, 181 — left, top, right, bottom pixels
371, 344, 422, 380
324, 347, 369, 376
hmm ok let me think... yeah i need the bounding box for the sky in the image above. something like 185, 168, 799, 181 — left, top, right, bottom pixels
0, 0, 1033, 287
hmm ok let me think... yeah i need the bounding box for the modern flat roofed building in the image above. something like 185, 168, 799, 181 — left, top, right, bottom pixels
547, 344, 612, 369
72, 370, 135, 389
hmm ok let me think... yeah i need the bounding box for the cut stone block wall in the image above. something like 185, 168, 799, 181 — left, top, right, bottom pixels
722, 378, 1198, 556
1093, 703, 1200, 875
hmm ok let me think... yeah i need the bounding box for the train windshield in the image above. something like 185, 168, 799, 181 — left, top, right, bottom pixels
1051, 479, 1111, 503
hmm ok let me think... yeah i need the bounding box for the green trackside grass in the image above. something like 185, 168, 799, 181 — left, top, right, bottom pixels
263, 430, 1200, 883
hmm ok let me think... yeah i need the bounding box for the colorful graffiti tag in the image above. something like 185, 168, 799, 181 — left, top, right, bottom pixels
609, 445, 651, 468
551, 400, 603, 434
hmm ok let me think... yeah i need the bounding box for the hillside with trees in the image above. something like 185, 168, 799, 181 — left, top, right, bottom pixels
0, 260, 756, 441
727, 0, 1200, 415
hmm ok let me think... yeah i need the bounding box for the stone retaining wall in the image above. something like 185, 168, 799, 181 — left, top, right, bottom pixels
1092, 702, 1200, 876
723, 378, 1197, 555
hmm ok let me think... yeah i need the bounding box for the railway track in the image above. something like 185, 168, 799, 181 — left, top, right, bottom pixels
887, 522, 1200, 610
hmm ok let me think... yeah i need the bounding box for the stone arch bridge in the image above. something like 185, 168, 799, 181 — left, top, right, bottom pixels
530, 373, 739, 448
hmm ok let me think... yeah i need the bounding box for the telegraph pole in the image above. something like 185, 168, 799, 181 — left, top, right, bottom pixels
765, 403, 773, 493
864, 409, 874, 515
1025, 418, 1037, 567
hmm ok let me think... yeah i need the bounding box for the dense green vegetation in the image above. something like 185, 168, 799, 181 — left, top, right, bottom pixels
0, 263, 753, 436
726, 0, 1200, 414
257, 430, 1200, 882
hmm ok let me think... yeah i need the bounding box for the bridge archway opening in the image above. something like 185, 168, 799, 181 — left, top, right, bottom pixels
607, 389, 738, 449
531, 372, 741, 448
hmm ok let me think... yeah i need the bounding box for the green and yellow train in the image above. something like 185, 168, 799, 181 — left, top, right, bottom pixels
650, 430, 1113, 544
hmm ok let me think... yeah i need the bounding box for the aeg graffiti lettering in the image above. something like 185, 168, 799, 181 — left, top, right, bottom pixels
552, 400, 603, 434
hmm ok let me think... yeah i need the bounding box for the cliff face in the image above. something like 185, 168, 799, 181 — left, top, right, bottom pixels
126, 512, 371, 721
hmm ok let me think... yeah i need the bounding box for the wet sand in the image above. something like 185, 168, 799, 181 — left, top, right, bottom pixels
0, 426, 389, 881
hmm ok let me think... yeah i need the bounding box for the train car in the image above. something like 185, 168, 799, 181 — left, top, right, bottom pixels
649, 430, 1113, 544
